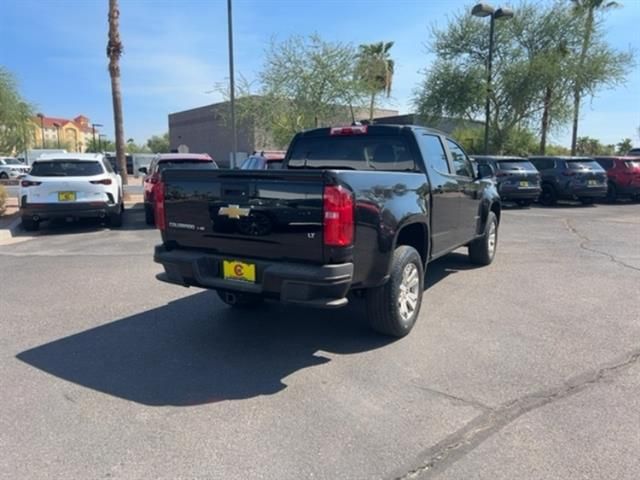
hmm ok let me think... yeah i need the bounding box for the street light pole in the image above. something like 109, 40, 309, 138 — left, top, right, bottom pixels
37, 113, 45, 148
471, 3, 513, 155
227, 0, 238, 169
91, 123, 103, 152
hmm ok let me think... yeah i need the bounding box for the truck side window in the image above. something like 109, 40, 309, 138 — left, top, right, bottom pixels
446, 139, 474, 177
419, 134, 450, 173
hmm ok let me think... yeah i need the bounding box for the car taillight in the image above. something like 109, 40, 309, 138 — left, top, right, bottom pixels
329, 125, 368, 136
21, 180, 41, 187
323, 185, 354, 247
90, 179, 112, 185
155, 181, 166, 231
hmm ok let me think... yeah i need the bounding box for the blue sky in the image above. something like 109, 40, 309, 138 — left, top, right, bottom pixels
1, 0, 638, 147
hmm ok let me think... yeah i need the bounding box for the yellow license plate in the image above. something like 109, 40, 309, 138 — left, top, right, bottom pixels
519, 181, 529, 187
223, 260, 256, 283
58, 191, 76, 201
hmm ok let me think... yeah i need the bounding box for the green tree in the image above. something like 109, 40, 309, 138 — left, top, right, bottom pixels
146, 133, 170, 153
575, 135, 614, 155
0, 67, 35, 155
126, 138, 150, 153
616, 138, 632, 155
356, 41, 395, 121
569, 0, 626, 155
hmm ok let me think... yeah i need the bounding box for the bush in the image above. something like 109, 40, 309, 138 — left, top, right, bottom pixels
0, 184, 7, 216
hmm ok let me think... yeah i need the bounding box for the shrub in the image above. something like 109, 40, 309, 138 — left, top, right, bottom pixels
0, 184, 7, 216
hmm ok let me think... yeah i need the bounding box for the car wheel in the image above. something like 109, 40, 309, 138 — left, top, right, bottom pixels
0, 172, 8, 179
109, 198, 124, 228
365, 245, 424, 337
539, 184, 557, 206
579, 197, 594, 205
515, 199, 532, 207
144, 203, 155, 226
468, 211, 498, 266
216, 290, 264, 308
21, 216, 39, 232
606, 182, 618, 203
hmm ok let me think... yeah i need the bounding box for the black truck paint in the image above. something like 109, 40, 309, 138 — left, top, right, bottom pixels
154, 125, 501, 336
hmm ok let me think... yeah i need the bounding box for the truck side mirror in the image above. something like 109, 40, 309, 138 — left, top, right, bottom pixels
477, 164, 494, 180
138, 167, 148, 175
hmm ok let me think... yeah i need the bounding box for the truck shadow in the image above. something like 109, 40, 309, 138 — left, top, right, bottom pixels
425, 252, 477, 288
16, 291, 391, 406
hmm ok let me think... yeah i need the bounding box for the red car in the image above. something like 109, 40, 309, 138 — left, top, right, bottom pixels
594, 156, 640, 202
239, 151, 286, 170
140, 153, 218, 225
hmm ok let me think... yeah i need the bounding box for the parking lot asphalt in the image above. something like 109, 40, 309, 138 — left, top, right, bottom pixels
0, 203, 639, 479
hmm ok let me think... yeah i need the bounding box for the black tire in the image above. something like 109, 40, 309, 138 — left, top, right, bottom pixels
365, 245, 424, 337
468, 211, 498, 266
539, 183, 557, 206
606, 182, 618, 203
579, 197, 594, 205
144, 203, 154, 226
21, 216, 39, 232
216, 290, 264, 308
0, 172, 8, 180
515, 199, 532, 207
109, 198, 124, 228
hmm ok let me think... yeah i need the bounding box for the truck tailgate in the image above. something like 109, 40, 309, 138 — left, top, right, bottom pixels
161, 169, 326, 263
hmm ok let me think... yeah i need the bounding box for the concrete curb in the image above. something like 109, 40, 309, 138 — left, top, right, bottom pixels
0, 216, 22, 241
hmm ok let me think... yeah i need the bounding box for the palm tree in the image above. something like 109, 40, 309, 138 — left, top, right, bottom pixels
107, 0, 128, 184
357, 41, 395, 121
569, 0, 619, 155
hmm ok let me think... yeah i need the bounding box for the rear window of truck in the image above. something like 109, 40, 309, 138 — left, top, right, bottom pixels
30, 161, 104, 177
288, 135, 416, 171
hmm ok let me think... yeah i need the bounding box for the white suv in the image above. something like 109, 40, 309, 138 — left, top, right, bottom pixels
19, 153, 124, 231
0, 157, 30, 179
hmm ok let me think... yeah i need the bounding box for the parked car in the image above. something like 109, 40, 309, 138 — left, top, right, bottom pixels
105, 153, 134, 175
594, 156, 640, 202
239, 151, 286, 170
472, 155, 541, 207
0, 157, 30, 179
626, 148, 640, 157
19, 153, 124, 231
528, 156, 608, 205
153, 124, 501, 337
140, 153, 218, 225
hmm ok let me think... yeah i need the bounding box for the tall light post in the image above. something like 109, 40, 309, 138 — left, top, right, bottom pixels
99, 134, 107, 153
91, 123, 103, 152
227, 0, 238, 168
52, 122, 61, 148
36, 113, 45, 148
471, 3, 513, 154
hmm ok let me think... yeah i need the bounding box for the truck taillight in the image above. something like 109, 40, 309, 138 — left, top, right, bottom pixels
329, 125, 368, 136
155, 181, 166, 231
323, 185, 354, 247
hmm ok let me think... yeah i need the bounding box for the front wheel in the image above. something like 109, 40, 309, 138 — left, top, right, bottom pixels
144, 203, 155, 226
606, 182, 618, 203
108, 199, 124, 228
539, 184, 557, 206
365, 245, 424, 337
0, 172, 8, 180
216, 290, 264, 309
21, 216, 39, 232
468, 211, 498, 266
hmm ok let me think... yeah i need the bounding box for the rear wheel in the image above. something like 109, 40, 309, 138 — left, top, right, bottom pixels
539, 184, 557, 206
365, 245, 424, 337
0, 172, 8, 179
468, 211, 498, 266
144, 203, 154, 225
515, 199, 532, 207
21, 216, 39, 232
606, 182, 618, 203
109, 197, 124, 228
216, 290, 264, 308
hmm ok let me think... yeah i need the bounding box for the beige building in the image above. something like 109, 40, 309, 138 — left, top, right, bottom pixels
32, 115, 98, 152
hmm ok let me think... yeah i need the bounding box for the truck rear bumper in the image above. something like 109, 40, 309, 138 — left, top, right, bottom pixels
154, 245, 353, 308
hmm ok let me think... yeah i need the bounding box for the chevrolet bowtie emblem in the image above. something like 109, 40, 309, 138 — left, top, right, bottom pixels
219, 204, 250, 219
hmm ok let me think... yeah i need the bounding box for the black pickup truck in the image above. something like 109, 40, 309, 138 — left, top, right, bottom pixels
154, 125, 501, 337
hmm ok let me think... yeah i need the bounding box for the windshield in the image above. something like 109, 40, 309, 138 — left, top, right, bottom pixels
30, 160, 104, 177
3, 158, 21, 165
288, 135, 416, 171
566, 160, 604, 171
158, 160, 216, 172
240, 157, 265, 170
625, 161, 640, 169
496, 160, 536, 170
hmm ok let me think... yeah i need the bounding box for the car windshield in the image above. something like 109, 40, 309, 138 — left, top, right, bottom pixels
240, 157, 265, 170
566, 160, 604, 171
158, 160, 216, 172
288, 135, 416, 171
625, 161, 640, 169
30, 160, 104, 177
496, 160, 536, 170
3, 158, 21, 165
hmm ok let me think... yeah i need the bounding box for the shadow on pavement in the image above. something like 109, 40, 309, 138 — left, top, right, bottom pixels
425, 252, 477, 288
17, 291, 393, 406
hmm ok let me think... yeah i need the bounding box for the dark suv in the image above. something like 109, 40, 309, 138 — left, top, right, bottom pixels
594, 156, 640, 202
529, 156, 607, 205
473, 156, 541, 207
